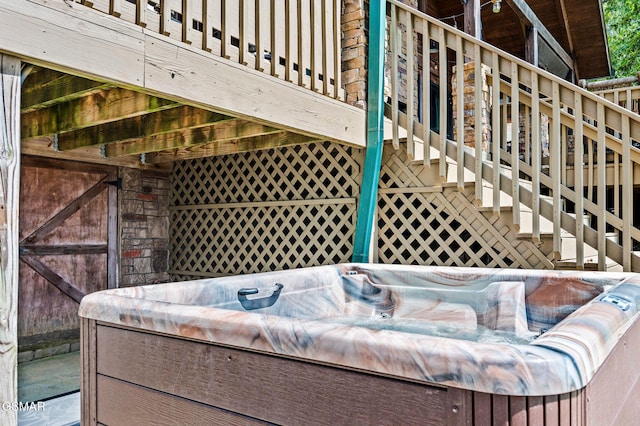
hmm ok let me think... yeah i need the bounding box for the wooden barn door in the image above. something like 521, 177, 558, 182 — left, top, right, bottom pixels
18, 156, 117, 351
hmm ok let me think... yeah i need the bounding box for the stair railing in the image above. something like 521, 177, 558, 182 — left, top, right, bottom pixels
74, 0, 342, 99
386, 0, 640, 271
591, 86, 640, 116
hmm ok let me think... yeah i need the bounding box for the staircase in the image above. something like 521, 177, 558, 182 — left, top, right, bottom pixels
384, 0, 640, 271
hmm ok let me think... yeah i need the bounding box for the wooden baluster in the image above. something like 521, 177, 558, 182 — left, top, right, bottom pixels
474, 44, 483, 206
438, 26, 446, 180
491, 51, 500, 216
621, 114, 632, 271
255, 0, 263, 71
136, 0, 147, 27
321, 0, 328, 95
406, 11, 415, 159
390, 3, 399, 150
596, 102, 606, 270
310, 0, 316, 91
239, 0, 247, 64
333, 0, 340, 99
270, 0, 278, 77
160, 0, 171, 35
524, 105, 530, 166
455, 35, 464, 185
202, 0, 211, 52
531, 72, 540, 245
221, 0, 229, 58
422, 19, 431, 165
110, 0, 122, 17
182, 0, 193, 44
297, 0, 304, 86
551, 81, 561, 260
511, 62, 520, 232
284, 0, 291, 81
574, 94, 584, 269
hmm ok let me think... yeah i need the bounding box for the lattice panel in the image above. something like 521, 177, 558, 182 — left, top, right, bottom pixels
377, 143, 551, 269
378, 190, 551, 268
171, 142, 362, 205
171, 202, 356, 276
170, 142, 363, 278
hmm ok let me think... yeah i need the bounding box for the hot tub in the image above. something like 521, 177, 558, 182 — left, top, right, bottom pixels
79, 264, 640, 425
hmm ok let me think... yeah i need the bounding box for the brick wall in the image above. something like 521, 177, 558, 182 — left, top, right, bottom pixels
119, 168, 171, 286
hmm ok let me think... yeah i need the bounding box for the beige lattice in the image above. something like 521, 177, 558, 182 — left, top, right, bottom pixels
378, 145, 552, 269
170, 142, 363, 278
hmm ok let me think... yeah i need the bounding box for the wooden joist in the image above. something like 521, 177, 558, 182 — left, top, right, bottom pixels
143, 131, 324, 164
21, 68, 112, 112
21, 87, 178, 140
104, 120, 282, 157
55, 105, 232, 151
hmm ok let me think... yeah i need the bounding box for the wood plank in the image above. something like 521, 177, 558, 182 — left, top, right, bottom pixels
0, 0, 145, 86
55, 105, 230, 151
19, 244, 108, 256
96, 325, 449, 425
0, 53, 21, 426
21, 137, 170, 171
509, 396, 527, 425
104, 120, 280, 157
107, 179, 118, 289
21, 88, 178, 140
81, 319, 98, 426
97, 375, 265, 425
21, 155, 116, 175
20, 177, 109, 245
492, 394, 509, 425
143, 131, 323, 164
20, 255, 86, 304
142, 32, 365, 147
21, 70, 112, 112
473, 392, 491, 424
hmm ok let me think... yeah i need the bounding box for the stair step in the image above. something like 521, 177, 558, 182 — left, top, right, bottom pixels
554, 261, 601, 271
516, 232, 554, 240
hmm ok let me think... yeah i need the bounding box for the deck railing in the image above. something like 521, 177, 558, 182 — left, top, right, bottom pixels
76, 0, 342, 99
592, 86, 640, 116
386, 0, 640, 271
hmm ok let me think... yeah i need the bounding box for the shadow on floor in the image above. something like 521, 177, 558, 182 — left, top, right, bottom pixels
18, 351, 80, 425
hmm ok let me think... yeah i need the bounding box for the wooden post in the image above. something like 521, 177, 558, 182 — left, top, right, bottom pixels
0, 54, 21, 426
463, 0, 481, 39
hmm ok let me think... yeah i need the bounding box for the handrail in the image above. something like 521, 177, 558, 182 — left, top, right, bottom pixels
75, 0, 342, 100
386, 0, 640, 271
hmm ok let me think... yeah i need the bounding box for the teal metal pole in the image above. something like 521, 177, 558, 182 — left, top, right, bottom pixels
352, 0, 386, 263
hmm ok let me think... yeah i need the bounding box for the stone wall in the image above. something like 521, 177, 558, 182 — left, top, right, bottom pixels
342, 0, 368, 108
119, 168, 171, 287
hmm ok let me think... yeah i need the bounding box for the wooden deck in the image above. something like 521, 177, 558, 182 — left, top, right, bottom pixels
1, 0, 365, 169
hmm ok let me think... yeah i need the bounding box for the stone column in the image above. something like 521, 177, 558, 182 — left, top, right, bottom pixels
451, 61, 491, 151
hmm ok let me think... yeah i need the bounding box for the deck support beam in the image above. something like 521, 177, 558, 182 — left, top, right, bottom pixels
352, 0, 385, 263
0, 53, 22, 426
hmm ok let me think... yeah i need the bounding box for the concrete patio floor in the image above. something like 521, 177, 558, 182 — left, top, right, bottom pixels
17, 351, 80, 425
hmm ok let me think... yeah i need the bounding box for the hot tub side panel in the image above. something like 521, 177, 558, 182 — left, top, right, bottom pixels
584, 307, 640, 426
82, 321, 472, 425
81, 319, 595, 426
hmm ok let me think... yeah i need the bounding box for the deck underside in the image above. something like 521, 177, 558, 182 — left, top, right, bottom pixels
0, 0, 365, 169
